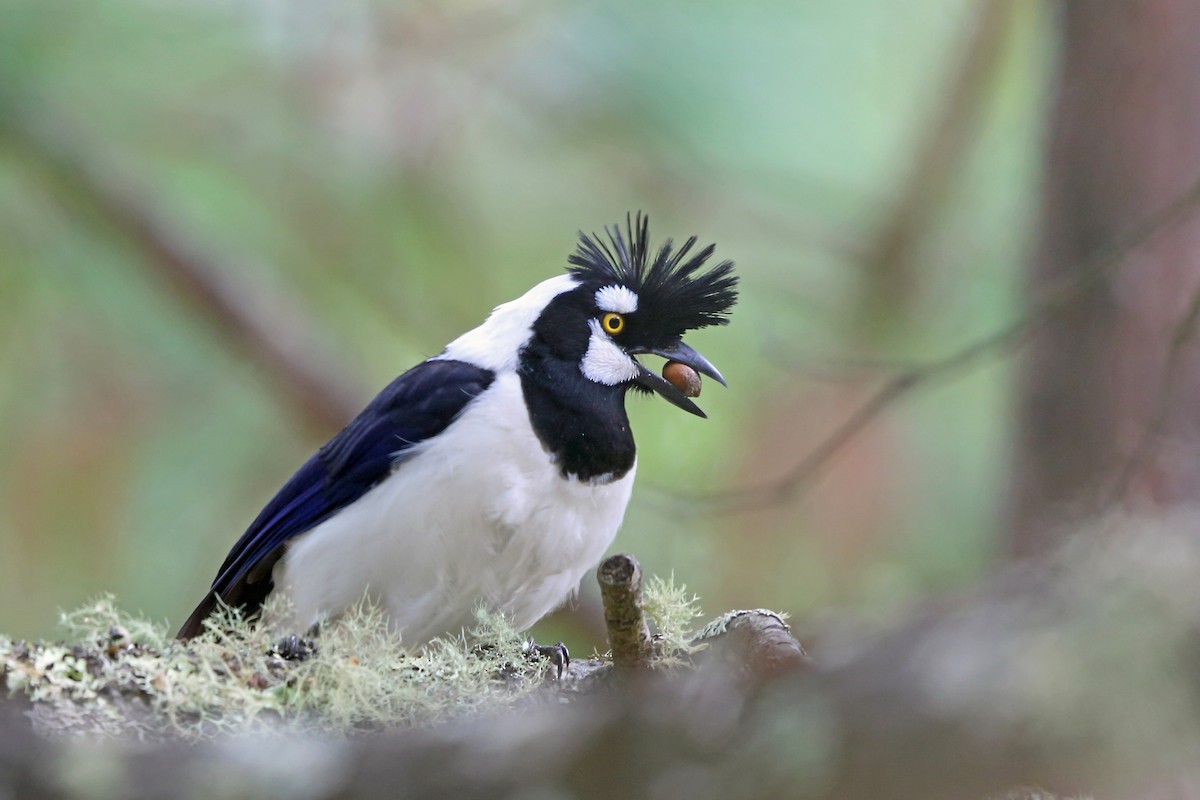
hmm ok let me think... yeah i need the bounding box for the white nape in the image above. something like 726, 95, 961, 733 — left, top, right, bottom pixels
437, 274, 579, 372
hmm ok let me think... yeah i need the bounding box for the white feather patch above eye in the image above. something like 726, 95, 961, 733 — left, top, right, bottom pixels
581, 319, 641, 386
595, 285, 639, 314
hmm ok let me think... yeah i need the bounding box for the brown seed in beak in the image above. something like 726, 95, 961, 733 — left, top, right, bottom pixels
663, 361, 702, 398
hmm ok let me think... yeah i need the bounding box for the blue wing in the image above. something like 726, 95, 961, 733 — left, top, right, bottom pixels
177, 359, 495, 638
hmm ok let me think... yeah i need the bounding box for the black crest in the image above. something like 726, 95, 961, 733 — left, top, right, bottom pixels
567, 213, 738, 337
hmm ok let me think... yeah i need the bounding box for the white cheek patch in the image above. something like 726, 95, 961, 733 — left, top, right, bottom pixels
581, 319, 641, 386
595, 285, 639, 314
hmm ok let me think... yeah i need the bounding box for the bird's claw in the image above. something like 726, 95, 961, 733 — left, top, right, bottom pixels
273, 634, 318, 661
525, 638, 570, 679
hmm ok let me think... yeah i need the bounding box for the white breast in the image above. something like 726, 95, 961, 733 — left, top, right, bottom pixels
271, 372, 635, 644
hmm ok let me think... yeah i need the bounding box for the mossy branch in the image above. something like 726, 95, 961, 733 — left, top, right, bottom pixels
10, 516, 1195, 797
1, 560, 797, 739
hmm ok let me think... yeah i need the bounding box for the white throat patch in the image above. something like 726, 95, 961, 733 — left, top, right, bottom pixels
581, 319, 640, 385
595, 285, 639, 314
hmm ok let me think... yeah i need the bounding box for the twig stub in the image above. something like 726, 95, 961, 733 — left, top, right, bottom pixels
597, 553, 653, 672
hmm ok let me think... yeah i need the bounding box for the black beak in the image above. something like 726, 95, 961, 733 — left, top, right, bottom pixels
629, 341, 726, 419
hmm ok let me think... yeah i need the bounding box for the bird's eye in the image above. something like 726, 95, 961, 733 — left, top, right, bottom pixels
601, 312, 625, 335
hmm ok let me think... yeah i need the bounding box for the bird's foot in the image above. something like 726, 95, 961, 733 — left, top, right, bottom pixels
524, 638, 570, 679
272, 634, 318, 661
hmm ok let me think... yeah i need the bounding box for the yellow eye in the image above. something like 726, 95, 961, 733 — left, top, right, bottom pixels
601, 312, 625, 335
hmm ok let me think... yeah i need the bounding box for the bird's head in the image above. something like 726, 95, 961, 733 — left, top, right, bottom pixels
523, 213, 738, 417
440, 213, 737, 418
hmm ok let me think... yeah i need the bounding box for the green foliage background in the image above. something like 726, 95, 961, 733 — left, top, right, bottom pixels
0, 0, 1050, 644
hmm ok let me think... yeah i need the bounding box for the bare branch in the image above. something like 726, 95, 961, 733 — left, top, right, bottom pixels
596, 553, 653, 672
693, 609, 810, 680
0, 114, 365, 438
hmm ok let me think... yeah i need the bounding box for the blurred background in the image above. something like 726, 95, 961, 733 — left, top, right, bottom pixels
2, 0, 1195, 652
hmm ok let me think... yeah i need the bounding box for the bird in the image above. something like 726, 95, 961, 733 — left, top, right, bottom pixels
177, 213, 738, 650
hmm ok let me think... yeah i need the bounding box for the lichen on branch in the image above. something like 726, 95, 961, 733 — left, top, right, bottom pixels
2, 595, 547, 740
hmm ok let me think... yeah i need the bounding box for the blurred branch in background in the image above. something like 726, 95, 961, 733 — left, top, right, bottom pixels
671, 168, 1200, 515
1109, 280, 1200, 506
857, 0, 1017, 333
0, 114, 363, 439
